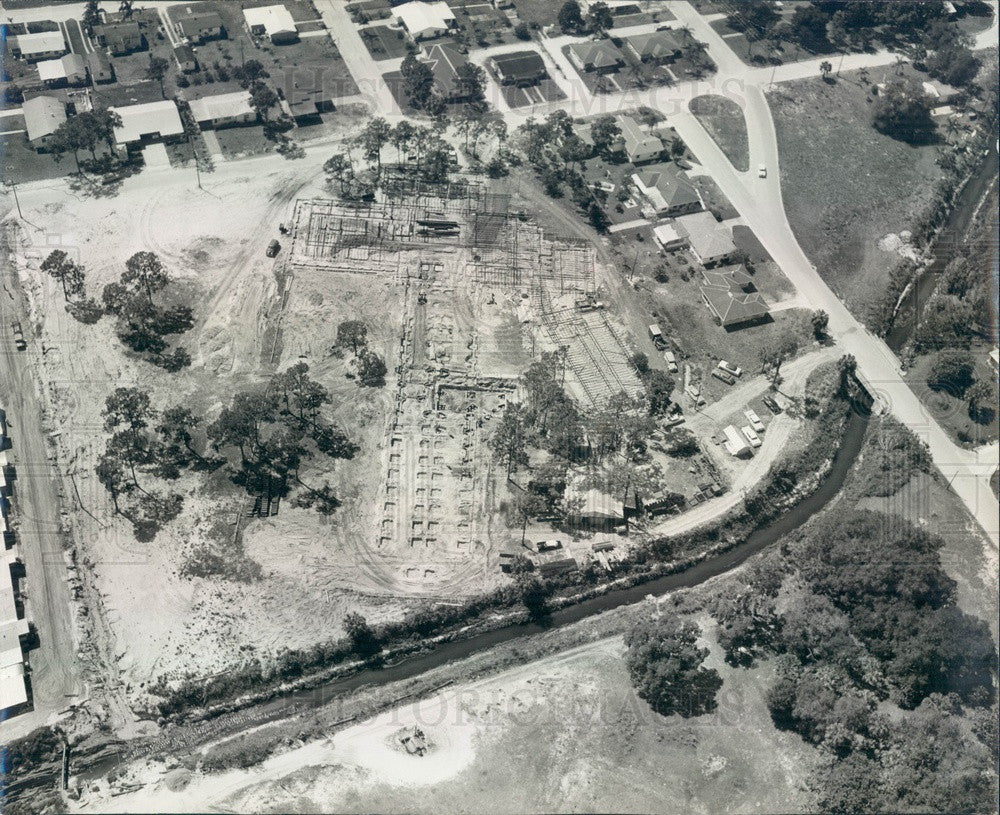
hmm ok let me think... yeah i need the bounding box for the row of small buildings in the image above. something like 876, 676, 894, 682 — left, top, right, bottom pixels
1, 409, 31, 717
23, 91, 258, 153
567, 28, 688, 75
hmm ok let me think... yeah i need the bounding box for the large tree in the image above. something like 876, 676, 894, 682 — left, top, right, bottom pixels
400, 53, 436, 112
872, 81, 935, 144
625, 612, 723, 717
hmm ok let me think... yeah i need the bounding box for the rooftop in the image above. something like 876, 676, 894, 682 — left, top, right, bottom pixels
22, 95, 66, 142
395, 1, 457, 34
175, 10, 223, 36
701, 286, 769, 328
110, 99, 184, 145
424, 43, 467, 97
243, 4, 297, 38
675, 210, 736, 262
188, 90, 253, 122
632, 163, 701, 212
568, 39, 625, 70
36, 52, 86, 83
616, 114, 663, 156
13, 30, 66, 55
490, 49, 546, 79
623, 29, 685, 60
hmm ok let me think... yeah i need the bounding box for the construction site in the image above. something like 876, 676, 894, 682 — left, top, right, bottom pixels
282, 181, 643, 594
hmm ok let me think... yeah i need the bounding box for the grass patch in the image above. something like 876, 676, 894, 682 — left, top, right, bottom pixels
767, 70, 944, 320
358, 24, 410, 61
689, 95, 749, 172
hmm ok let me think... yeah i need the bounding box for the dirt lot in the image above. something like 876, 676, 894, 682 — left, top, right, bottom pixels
6, 155, 440, 700
768, 69, 944, 318
689, 95, 748, 172
77, 631, 820, 814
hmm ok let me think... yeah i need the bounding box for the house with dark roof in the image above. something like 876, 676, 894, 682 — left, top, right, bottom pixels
279, 68, 337, 122
488, 50, 547, 86
86, 50, 114, 84
699, 263, 769, 330
423, 43, 470, 102
173, 43, 198, 73
174, 10, 225, 43
567, 39, 625, 74
94, 21, 145, 55
631, 163, 702, 217
623, 29, 684, 64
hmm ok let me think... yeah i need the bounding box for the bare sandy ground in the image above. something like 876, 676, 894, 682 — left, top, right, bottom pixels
74, 621, 818, 814
7, 155, 440, 698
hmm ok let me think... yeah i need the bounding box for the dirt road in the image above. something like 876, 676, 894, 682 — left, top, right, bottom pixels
0, 228, 83, 722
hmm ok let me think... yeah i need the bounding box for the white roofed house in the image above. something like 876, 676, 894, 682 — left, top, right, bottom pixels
188, 91, 255, 129
674, 210, 737, 268
109, 100, 185, 150
616, 114, 663, 164
22, 95, 67, 152
243, 5, 299, 44
10, 30, 67, 62
36, 53, 88, 87
396, 1, 457, 40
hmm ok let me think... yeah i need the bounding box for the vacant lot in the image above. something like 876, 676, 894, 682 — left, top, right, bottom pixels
689, 95, 749, 172
359, 24, 410, 61
768, 71, 943, 319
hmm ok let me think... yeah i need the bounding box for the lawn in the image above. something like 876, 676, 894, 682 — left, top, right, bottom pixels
767, 70, 944, 321
691, 174, 738, 220
689, 95, 749, 172
511, 0, 560, 28
0, 131, 75, 183
358, 24, 410, 61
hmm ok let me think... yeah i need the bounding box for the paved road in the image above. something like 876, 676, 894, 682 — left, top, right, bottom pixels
488, 2, 1000, 547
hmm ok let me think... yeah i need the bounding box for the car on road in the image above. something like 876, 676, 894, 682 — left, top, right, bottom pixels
758, 164, 767, 178
744, 408, 765, 433
741, 425, 762, 447
266, 239, 281, 257
762, 394, 782, 414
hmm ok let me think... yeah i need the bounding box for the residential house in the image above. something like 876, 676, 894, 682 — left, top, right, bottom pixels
22, 95, 67, 151
699, 263, 769, 329
188, 90, 255, 128
93, 21, 145, 55
10, 31, 67, 62
622, 29, 684, 64
395, 1, 457, 40
36, 53, 88, 87
616, 114, 663, 163
86, 50, 114, 83
279, 68, 336, 122
174, 10, 225, 43
110, 100, 185, 149
488, 50, 547, 86
675, 210, 736, 267
173, 43, 198, 73
631, 163, 702, 218
567, 39, 625, 74
243, 5, 299, 45
423, 43, 471, 102
652, 221, 687, 251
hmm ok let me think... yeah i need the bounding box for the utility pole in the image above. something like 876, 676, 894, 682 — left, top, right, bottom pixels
4, 177, 24, 221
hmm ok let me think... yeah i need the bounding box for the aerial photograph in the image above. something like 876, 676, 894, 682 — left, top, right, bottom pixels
0, 0, 997, 812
